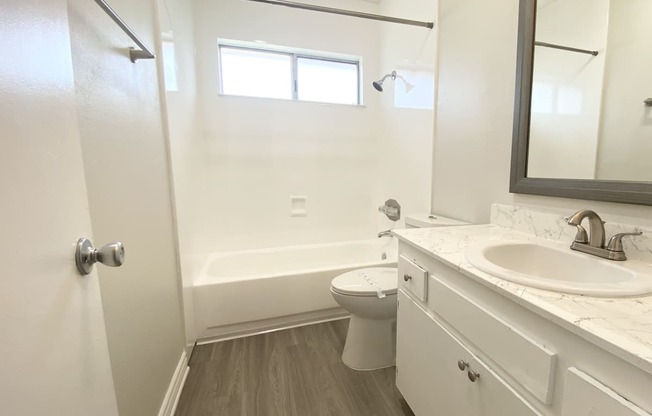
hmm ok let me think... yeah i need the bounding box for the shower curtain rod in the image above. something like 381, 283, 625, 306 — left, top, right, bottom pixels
94, 0, 156, 62
243, 0, 434, 29
535, 41, 598, 56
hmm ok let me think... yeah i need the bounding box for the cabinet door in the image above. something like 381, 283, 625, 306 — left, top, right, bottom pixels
396, 291, 541, 416
562, 368, 651, 416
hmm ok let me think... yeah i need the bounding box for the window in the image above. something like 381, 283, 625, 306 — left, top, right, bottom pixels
219, 47, 293, 100
218, 42, 361, 105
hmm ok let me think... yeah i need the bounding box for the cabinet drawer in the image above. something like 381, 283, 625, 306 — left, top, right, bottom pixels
397, 290, 542, 416
429, 275, 556, 404
562, 368, 651, 416
398, 255, 428, 301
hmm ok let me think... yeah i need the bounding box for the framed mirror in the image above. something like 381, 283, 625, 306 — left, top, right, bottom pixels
510, 0, 652, 205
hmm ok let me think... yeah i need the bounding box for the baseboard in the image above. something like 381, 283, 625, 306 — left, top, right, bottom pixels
157, 350, 190, 416
197, 308, 350, 345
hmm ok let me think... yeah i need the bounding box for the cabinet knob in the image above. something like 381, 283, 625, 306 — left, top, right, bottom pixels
468, 370, 480, 382
457, 360, 469, 371
403, 274, 412, 282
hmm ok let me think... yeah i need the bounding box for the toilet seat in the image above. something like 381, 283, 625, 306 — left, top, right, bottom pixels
331, 267, 398, 297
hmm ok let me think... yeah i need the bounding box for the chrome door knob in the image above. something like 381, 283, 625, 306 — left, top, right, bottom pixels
403, 274, 412, 282
468, 370, 480, 382
96, 242, 125, 267
75, 238, 125, 275
457, 360, 469, 371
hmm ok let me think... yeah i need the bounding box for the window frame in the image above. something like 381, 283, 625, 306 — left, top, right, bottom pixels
217, 42, 362, 105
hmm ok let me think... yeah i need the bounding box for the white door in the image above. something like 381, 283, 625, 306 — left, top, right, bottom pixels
0, 1, 119, 415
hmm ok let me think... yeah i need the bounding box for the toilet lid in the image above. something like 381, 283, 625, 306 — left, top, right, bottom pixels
331, 267, 398, 297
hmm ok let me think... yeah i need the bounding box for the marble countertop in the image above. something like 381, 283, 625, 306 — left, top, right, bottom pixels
393, 224, 652, 375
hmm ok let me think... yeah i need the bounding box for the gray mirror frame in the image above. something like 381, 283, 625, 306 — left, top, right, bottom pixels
510, 0, 652, 206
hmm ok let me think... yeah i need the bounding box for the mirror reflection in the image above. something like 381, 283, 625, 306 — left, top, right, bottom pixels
527, 0, 652, 182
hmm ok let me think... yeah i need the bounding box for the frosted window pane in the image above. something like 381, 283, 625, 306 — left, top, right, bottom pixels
220, 47, 292, 99
297, 58, 358, 105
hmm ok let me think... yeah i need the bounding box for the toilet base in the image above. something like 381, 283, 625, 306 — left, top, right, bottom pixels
342, 315, 396, 371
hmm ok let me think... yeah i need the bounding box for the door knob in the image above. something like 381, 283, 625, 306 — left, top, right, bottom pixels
457, 360, 469, 371
403, 274, 412, 282
75, 238, 125, 275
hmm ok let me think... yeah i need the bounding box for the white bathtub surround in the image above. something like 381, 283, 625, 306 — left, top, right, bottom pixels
392, 205, 652, 376
174, 0, 383, 265
194, 239, 397, 341
167, 0, 437, 295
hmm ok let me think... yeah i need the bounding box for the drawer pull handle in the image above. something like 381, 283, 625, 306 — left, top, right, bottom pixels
457, 360, 469, 371
403, 274, 412, 282
468, 370, 480, 382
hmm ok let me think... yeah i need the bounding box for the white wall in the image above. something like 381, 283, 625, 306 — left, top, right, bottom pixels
431, 0, 652, 227
67, 0, 186, 415
528, 0, 609, 179
156, 0, 200, 354
431, 0, 520, 223
596, 0, 652, 182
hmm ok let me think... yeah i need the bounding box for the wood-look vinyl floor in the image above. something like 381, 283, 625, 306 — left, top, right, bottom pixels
175, 319, 414, 416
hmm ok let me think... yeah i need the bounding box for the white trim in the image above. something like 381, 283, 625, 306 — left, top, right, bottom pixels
217, 38, 361, 62
198, 310, 350, 345
157, 350, 190, 416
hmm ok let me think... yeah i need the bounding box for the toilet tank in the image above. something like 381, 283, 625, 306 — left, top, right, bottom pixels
404, 214, 469, 229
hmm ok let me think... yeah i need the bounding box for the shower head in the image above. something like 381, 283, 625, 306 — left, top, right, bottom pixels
372, 71, 396, 92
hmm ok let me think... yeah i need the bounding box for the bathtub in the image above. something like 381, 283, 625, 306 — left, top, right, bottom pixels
193, 239, 397, 341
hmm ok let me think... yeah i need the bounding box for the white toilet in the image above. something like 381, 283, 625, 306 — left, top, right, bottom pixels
330, 213, 468, 371
331, 267, 398, 370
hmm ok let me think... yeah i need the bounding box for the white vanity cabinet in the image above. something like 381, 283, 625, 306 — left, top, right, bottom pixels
396, 290, 541, 416
395, 241, 652, 416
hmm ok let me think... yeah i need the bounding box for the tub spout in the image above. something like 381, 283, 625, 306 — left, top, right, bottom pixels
378, 230, 392, 238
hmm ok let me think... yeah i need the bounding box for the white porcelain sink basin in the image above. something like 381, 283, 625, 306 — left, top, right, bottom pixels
466, 240, 652, 297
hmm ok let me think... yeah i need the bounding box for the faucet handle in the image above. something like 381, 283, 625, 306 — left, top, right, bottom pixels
570, 224, 589, 244
606, 232, 643, 252
565, 212, 588, 243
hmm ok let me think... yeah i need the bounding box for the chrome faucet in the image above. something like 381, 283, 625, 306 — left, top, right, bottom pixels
566, 209, 641, 261
378, 230, 393, 238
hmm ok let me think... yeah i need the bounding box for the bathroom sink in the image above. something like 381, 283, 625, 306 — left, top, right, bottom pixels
465, 240, 652, 297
